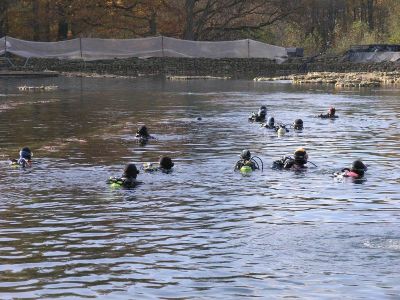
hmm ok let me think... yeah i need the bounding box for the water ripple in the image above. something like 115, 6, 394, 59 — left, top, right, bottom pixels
0, 78, 399, 298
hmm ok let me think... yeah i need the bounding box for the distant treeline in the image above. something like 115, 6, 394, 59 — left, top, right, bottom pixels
1, 0, 399, 55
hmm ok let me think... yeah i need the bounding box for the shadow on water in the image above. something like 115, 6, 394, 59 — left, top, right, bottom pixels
0, 77, 399, 298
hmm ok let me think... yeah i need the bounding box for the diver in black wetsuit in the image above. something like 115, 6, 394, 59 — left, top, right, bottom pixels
272, 148, 309, 171
249, 105, 267, 122
262, 117, 289, 134
334, 160, 367, 179
107, 163, 140, 187
136, 125, 153, 139
234, 150, 263, 171
144, 156, 175, 174
10, 147, 33, 167
318, 107, 338, 119
136, 125, 155, 145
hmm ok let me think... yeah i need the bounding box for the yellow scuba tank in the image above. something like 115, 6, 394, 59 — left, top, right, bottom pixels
108, 177, 123, 188
10, 161, 19, 168
240, 165, 253, 175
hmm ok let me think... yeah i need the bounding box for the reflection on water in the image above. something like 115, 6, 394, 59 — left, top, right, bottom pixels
0, 77, 399, 298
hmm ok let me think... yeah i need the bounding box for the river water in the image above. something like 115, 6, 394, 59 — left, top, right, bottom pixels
0, 77, 399, 299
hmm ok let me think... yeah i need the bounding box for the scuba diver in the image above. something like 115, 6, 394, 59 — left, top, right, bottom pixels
143, 156, 174, 173
107, 163, 140, 188
249, 105, 267, 122
10, 147, 33, 167
272, 148, 312, 171
136, 125, 155, 144
234, 149, 264, 173
262, 117, 289, 135
317, 106, 338, 119
334, 160, 367, 179
292, 119, 304, 130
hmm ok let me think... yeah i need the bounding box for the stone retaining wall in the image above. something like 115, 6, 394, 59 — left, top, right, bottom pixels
8, 56, 400, 79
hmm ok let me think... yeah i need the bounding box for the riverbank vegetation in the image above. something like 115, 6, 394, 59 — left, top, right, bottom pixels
1, 0, 400, 56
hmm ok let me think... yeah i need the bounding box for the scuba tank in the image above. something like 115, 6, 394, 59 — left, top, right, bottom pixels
235, 150, 264, 174
276, 123, 290, 136
143, 162, 159, 172
277, 126, 286, 136
240, 165, 253, 175
108, 177, 124, 188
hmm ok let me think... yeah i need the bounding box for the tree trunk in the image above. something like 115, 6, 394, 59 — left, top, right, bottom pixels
58, 20, 68, 40
360, 0, 366, 23
57, 4, 68, 40
32, 0, 40, 40
149, 11, 157, 35
367, 0, 374, 30
183, 0, 196, 40
0, 0, 9, 37
43, 0, 51, 41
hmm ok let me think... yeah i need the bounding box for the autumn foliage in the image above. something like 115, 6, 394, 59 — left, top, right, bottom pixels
1, 0, 399, 55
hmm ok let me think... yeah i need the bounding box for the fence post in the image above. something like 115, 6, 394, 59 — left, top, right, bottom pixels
161, 35, 165, 57
247, 39, 250, 58
161, 36, 166, 76
79, 37, 86, 73
79, 37, 83, 59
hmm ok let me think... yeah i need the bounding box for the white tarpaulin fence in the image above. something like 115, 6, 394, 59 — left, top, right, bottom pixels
0, 36, 289, 62
346, 51, 400, 63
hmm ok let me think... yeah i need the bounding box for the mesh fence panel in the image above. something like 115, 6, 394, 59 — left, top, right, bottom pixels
2, 36, 289, 61
163, 37, 249, 58
7, 37, 81, 59
81, 37, 163, 60
249, 39, 288, 62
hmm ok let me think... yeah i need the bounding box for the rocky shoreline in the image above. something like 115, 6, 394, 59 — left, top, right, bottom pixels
2, 55, 400, 82
255, 71, 400, 87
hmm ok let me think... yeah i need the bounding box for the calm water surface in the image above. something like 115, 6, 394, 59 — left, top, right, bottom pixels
0, 77, 399, 299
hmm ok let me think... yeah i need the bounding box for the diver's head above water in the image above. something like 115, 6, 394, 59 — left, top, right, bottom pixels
293, 119, 303, 130
258, 105, 267, 117
328, 106, 336, 117
20, 147, 33, 160
123, 163, 140, 179
293, 147, 308, 166
350, 159, 367, 176
240, 149, 251, 161
137, 125, 149, 137
159, 156, 174, 170
267, 116, 275, 127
